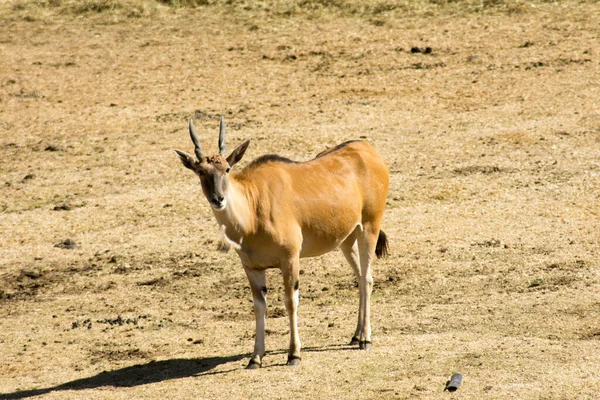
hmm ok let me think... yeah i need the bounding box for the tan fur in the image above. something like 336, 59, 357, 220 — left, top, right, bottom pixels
176, 120, 389, 368
229, 142, 387, 262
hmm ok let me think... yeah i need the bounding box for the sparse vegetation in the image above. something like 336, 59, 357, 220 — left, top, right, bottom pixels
1, 0, 568, 19
1, 0, 600, 399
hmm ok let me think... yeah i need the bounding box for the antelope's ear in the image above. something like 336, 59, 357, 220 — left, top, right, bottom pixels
226, 140, 250, 167
175, 149, 197, 170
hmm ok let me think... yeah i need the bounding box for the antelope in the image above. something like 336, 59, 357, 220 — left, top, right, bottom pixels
175, 117, 389, 369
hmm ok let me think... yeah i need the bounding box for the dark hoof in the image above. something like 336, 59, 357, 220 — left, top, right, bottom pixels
286, 356, 301, 366
359, 341, 372, 350
349, 336, 360, 346
246, 360, 261, 370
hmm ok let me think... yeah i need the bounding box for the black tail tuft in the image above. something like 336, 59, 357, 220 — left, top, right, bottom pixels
375, 230, 389, 259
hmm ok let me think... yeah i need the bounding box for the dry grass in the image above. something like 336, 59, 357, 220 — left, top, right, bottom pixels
1, 0, 600, 398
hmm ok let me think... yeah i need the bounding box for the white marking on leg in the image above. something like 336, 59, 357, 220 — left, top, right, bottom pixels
357, 229, 375, 344
283, 261, 301, 363
244, 267, 266, 366
341, 238, 363, 342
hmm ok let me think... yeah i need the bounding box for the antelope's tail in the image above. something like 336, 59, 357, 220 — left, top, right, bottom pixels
375, 230, 389, 259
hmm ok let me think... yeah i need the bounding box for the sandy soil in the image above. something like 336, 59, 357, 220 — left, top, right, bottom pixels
1, 0, 600, 398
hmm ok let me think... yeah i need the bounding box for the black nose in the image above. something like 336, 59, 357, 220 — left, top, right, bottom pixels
212, 195, 224, 204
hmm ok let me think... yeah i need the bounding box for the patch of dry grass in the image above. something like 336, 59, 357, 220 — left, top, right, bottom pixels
1, 0, 571, 22
1, 0, 600, 398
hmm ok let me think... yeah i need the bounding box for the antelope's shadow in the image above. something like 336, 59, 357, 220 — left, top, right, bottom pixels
0, 354, 245, 400
0, 344, 354, 399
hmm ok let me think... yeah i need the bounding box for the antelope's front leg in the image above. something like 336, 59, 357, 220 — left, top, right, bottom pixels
282, 256, 301, 366
244, 266, 267, 369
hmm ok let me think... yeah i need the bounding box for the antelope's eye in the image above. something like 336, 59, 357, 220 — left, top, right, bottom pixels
226, 167, 231, 173
198, 170, 205, 177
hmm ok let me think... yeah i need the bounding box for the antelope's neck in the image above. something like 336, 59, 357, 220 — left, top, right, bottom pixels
212, 177, 255, 245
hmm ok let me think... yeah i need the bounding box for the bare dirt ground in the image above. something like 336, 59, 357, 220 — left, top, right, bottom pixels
1, 0, 599, 398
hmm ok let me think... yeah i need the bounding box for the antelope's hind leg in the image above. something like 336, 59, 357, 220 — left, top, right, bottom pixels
281, 255, 302, 366
356, 223, 379, 350
340, 235, 363, 347
244, 266, 267, 369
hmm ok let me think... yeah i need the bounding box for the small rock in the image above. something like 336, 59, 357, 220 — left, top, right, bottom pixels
44, 145, 64, 152
55, 239, 78, 250
20, 270, 41, 279
411, 46, 432, 54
